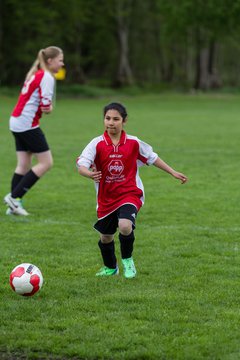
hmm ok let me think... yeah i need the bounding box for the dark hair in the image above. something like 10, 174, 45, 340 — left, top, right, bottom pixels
103, 102, 128, 120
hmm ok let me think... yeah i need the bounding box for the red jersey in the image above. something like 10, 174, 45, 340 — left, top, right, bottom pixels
10, 69, 55, 132
77, 130, 158, 219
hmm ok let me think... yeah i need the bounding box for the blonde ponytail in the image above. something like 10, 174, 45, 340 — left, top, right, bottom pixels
25, 46, 63, 81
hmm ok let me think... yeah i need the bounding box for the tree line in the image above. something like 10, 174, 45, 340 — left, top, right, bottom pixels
1, 0, 240, 90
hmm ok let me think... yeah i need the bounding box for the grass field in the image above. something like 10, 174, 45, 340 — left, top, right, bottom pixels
0, 93, 240, 360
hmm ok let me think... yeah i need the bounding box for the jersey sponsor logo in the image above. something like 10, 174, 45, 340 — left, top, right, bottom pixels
108, 160, 124, 176
109, 154, 123, 158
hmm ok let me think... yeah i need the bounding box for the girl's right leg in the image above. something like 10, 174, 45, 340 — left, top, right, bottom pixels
11, 150, 32, 192
15, 151, 32, 176
96, 234, 119, 276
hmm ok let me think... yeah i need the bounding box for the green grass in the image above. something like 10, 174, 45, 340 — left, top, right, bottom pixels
0, 93, 240, 360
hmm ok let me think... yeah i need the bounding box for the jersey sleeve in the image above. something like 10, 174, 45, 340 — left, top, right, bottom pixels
76, 137, 101, 169
138, 139, 158, 165
39, 71, 55, 109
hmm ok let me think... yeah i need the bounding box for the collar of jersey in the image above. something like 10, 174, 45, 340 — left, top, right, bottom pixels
104, 130, 126, 146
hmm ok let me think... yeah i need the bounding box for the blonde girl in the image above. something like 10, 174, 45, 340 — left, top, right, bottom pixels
4, 46, 64, 215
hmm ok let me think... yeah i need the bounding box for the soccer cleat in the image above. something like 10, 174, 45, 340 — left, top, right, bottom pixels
96, 266, 119, 277
122, 257, 137, 279
4, 193, 29, 216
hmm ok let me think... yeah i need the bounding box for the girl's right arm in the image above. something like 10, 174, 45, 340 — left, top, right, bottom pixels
76, 136, 103, 182
78, 165, 102, 183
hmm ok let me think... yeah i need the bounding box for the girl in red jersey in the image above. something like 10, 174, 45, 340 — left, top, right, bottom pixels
4, 46, 64, 215
77, 102, 188, 278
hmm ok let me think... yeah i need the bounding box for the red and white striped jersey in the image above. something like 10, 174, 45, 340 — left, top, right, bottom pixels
77, 130, 158, 219
9, 69, 55, 132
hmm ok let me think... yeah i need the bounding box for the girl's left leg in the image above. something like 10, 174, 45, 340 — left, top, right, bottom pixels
118, 219, 135, 258
118, 219, 136, 278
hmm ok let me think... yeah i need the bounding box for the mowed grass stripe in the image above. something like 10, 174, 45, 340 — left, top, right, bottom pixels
1, 216, 240, 233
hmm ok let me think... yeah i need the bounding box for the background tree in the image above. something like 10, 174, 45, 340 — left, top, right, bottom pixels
112, 0, 134, 87
1, 0, 240, 90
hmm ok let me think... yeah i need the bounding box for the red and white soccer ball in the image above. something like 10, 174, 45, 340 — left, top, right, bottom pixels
10, 263, 43, 296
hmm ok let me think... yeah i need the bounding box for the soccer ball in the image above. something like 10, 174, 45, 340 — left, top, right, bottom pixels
10, 263, 43, 296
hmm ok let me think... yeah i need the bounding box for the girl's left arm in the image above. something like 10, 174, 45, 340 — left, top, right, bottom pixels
41, 104, 53, 113
153, 157, 188, 184
40, 72, 54, 114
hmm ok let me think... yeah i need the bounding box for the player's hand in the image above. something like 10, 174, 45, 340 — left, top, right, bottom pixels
90, 167, 102, 183
172, 171, 188, 184
41, 105, 53, 114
